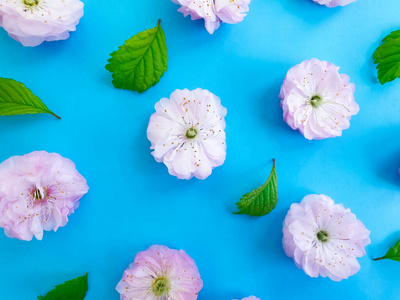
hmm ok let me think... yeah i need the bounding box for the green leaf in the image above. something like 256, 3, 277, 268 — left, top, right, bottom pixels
0, 78, 60, 119
37, 273, 88, 300
373, 29, 400, 84
105, 19, 168, 93
234, 159, 278, 217
374, 240, 400, 262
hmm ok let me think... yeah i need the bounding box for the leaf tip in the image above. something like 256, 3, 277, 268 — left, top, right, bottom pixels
157, 19, 161, 26
272, 158, 276, 168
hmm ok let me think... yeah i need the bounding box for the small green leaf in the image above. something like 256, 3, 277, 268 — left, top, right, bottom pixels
374, 240, 400, 262
37, 273, 88, 300
105, 19, 168, 93
234, 159, 278, 217
0, 78, 60, 119
373, 29, 400, 84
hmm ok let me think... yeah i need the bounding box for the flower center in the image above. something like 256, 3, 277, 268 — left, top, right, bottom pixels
186, 127, 198, 139
310, 95, 322, 108
317, 230, 329, 243
151, 276, 171, 297
23, 0, 39, 6
32, 187, 46, 201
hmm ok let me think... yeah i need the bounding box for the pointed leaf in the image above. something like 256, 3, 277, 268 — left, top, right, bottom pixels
374, 240, 400, 262
234, 159, 278, 217
37, 273, 88, 300
373, 29, 400, 84
105, 20, 168, 93
0, 78, 60, 119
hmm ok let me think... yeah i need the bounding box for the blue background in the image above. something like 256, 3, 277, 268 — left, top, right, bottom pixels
0, 0, 399, 299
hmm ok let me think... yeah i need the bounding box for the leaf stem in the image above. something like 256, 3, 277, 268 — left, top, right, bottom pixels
157, 19, 161, 26
272, 158, 275, 168
373, 257, 386, 261
51, 112, 61, 120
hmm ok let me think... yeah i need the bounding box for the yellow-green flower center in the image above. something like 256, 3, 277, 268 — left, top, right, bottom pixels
310, 95, 322, 108
317, 230, 329, 243
186, 127, 198, 139
24, 0, 39, 6
151, 276, 171, 297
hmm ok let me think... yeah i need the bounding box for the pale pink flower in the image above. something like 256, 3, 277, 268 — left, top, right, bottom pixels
279, 58, 359, 140
282, 194, 370, 281
116, 245, 203, 300
171, 0, 220, 34
233, 297, 261, 300
147, 88, 227, 180
312, 0, 357, 8
0, 0, 84, 47
215, 0, 250, 24
171, 0, 250, 34
0, 151, 88, 241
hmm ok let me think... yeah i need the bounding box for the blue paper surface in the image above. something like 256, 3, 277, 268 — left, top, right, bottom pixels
0, 0, 400, 299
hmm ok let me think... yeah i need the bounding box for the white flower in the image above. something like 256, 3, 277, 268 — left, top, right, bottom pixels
171, 0, 250, 34
147, 88, 227, 180
116, 245, 203, 300
313, 0, 357, 8
0, 0, 84, 47
171, 0, 220, 34
282, 194, 371, 281
215, 0, 250, 24
279, 58, 359, 140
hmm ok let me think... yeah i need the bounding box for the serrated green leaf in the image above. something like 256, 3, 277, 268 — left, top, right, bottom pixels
375, 240, 400, 262
234, 159, 278, 217
37, 273, 88, 300
373, 29, 400, 84
0, 78, 60, 119
105, 19, 168, 93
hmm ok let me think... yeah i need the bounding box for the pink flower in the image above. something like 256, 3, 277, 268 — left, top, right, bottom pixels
171, 0, 220, 34
116, 245, 203, 300
279, 58, 359, 140
147, 88, 227, 180
282, 194, 370, 281
0, 0, 84, 47
312, 0, 357, 8
0, 151, 88, 241
171, 0, 250, 34
215, 0, 250, 24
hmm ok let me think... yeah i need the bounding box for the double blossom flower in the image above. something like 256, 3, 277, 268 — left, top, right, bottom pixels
312, 0, 357, 8
147, 88, 227, 180
279, 58, 359, 140
116, 245, 203, 300
172, 0, 251, 34
0, 151, 88, 241
0, 0, 84, 46
282, 194, 370, 281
